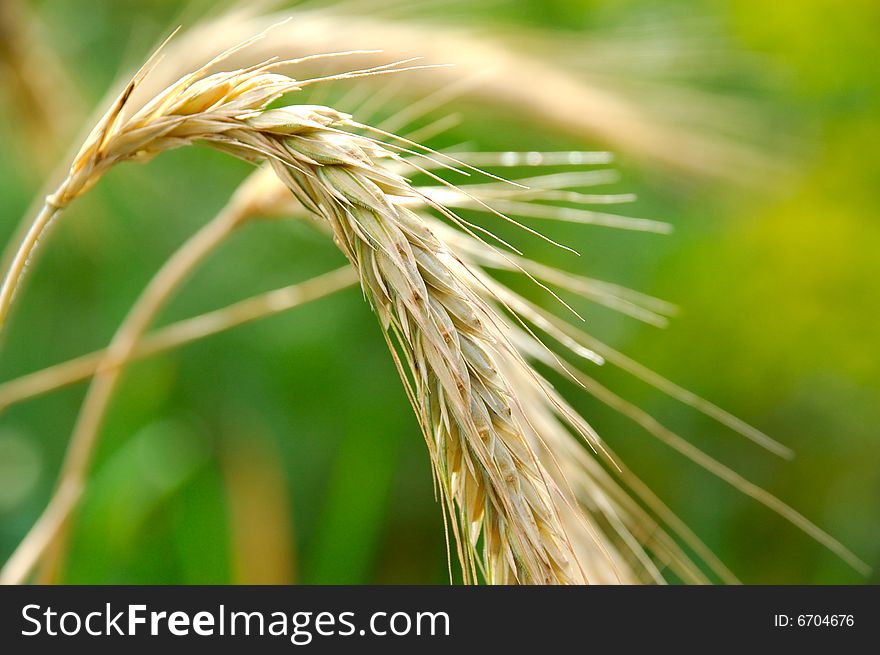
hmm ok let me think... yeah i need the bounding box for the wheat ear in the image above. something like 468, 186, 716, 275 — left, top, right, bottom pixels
3, 26, 866, 583
0, 35, 586, 582
242, 111, 583, 581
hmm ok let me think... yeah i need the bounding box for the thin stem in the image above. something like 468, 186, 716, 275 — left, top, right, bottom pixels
0, 477, 82, 586
0, 197, 63, 333
0, 266, 357, 413
0, 196, 249, 585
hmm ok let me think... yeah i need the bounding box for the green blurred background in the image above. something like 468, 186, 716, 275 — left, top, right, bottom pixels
0, 0, 877, 584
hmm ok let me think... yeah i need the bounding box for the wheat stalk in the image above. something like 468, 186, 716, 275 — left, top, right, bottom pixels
0, 32, 592, 583
0, 22, 868, 584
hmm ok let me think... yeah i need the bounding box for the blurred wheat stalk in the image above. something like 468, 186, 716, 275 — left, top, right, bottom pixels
0, 4, 866, 584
